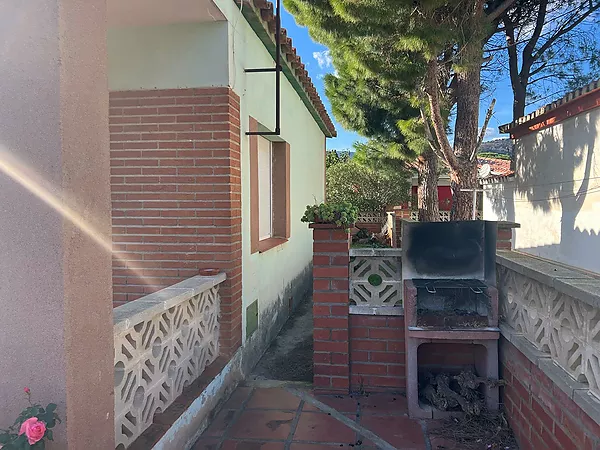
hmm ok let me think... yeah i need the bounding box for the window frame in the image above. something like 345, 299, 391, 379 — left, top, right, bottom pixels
249, 117, 291, 254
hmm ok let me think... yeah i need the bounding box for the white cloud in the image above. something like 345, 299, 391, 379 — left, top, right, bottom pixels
313, 50, 333, 69
484, 127, 500, 140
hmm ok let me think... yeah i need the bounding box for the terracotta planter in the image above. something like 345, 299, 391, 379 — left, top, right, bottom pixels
199, 268, 220, 276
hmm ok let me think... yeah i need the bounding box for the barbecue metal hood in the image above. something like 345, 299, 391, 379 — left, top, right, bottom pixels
401, 220, 498, 285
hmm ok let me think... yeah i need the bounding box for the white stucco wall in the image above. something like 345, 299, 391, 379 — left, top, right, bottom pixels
484, 107, 600, 273
215, 0, 326, 340
107, 21, 228, 90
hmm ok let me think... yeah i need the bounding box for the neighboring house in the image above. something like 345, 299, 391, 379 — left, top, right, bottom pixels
108, 0, 335, 361
478, 138, 515, 182
483, 79, 600, 273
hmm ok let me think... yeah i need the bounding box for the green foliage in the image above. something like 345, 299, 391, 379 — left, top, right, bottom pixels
485, 0, 600, 118
325, 149, 351, 169
477, 152, 511, 160
0, 391, 60, 450
326, 159, 410, 212
301, 201, 359, 229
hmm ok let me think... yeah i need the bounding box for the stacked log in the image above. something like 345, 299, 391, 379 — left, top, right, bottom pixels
419, 370, 503, 416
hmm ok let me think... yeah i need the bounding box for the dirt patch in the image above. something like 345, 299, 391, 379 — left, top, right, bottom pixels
251, 295, 314, 382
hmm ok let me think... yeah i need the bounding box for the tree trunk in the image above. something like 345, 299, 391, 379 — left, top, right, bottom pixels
512, 76, 527, 120
417, 150, 439, 222
451, 34, 482, 220
450, 157, 478, 220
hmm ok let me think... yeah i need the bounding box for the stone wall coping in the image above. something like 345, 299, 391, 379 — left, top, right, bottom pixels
309, 223, 348, 229
349, 305, 404, 316
500, 322, 600, 426
496, 250, 600, 308
349, 248, 403, 257
113, 273, 227, 335
497, 221, 520, 229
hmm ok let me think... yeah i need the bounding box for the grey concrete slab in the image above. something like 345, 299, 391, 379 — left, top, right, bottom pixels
538, 359, 587, 399
574, 389, 600, 426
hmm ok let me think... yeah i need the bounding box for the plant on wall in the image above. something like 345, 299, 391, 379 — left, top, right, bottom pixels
0, 388, 60, 449
301, 202, 359, 229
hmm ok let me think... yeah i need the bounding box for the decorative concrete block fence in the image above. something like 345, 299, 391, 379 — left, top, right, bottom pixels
113, 274, 225, 449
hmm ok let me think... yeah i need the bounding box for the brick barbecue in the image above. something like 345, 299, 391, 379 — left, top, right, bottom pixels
402, 220, 500, 418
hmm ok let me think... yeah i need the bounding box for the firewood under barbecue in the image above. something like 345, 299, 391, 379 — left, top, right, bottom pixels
419, 370, 495, 415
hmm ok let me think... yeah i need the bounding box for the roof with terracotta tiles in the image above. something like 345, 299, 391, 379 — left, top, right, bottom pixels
499, 79, 600, 134
237, 0, 337, 137
478, 156, 514, 180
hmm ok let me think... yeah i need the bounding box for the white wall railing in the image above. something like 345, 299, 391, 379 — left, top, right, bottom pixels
349, 248, 403, 314
356, 212, 386, 223
409, 210, 482, 221
113, 274, 225, 449
497, 252, 600, 400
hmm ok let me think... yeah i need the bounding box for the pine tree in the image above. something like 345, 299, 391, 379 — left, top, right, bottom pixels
323, 59, 441, 221
286, 0, 516, 219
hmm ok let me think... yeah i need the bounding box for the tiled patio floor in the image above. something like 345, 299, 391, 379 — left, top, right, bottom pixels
192, 386, 433, 450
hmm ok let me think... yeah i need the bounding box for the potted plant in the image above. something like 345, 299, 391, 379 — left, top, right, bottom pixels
301, 201, 358, 230
0, 388, 60, 449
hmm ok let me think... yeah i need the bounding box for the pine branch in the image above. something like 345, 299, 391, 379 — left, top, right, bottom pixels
486, 0, 519, 22
533, 2, 600, 61
471, 99, 496, 161
520, 0, 548, 75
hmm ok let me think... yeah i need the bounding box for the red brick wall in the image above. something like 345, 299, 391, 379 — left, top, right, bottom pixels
349, 315, 406, 392
109, 87, 242, 355
311, 224, 351, 393
497, 227, 513, 250
500, 337, 600, 450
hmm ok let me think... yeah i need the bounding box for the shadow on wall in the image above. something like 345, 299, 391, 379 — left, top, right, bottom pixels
488, 112, 598, 271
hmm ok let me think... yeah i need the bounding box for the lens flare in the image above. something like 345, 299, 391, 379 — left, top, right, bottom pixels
0, 147, 156, 287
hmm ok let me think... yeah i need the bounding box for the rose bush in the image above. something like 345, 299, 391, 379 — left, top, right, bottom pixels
0, 389, 59, 449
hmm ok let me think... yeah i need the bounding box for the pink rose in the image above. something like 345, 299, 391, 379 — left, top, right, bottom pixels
24, 387, 30, 395
18, 417, 46, 445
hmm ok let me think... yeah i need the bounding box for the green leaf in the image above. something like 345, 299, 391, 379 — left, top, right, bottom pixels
46, 430, 53, 441
45, 404, 57, 414
0, 433, 14, 444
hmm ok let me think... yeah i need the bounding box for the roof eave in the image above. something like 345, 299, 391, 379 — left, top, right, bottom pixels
235, 0, 337, 138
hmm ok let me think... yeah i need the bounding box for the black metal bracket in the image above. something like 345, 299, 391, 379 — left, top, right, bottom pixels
245, 67, 279, 73
245, 0, 281, 136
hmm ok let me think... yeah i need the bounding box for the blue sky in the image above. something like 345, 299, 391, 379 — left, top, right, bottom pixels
280, 8, 521, 151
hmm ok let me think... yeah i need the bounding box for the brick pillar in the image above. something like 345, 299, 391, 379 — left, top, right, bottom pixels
497, 222, 519, 250
310, 223, 351, 393
394, 207, 411, 248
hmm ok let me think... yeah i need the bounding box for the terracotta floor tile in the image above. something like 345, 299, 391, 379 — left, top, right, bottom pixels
360, 415, 426, 449
246, 388, 302, 410
429, 436, 463, 449
229, 410, 295, 440
202, 409, 238, 437
222, 387, 253, 410
293, 412, 357, 444
303, 394, 359, 413
359, 393, 408, 415
191, 438, 221, 450
220, 440, 286, 450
